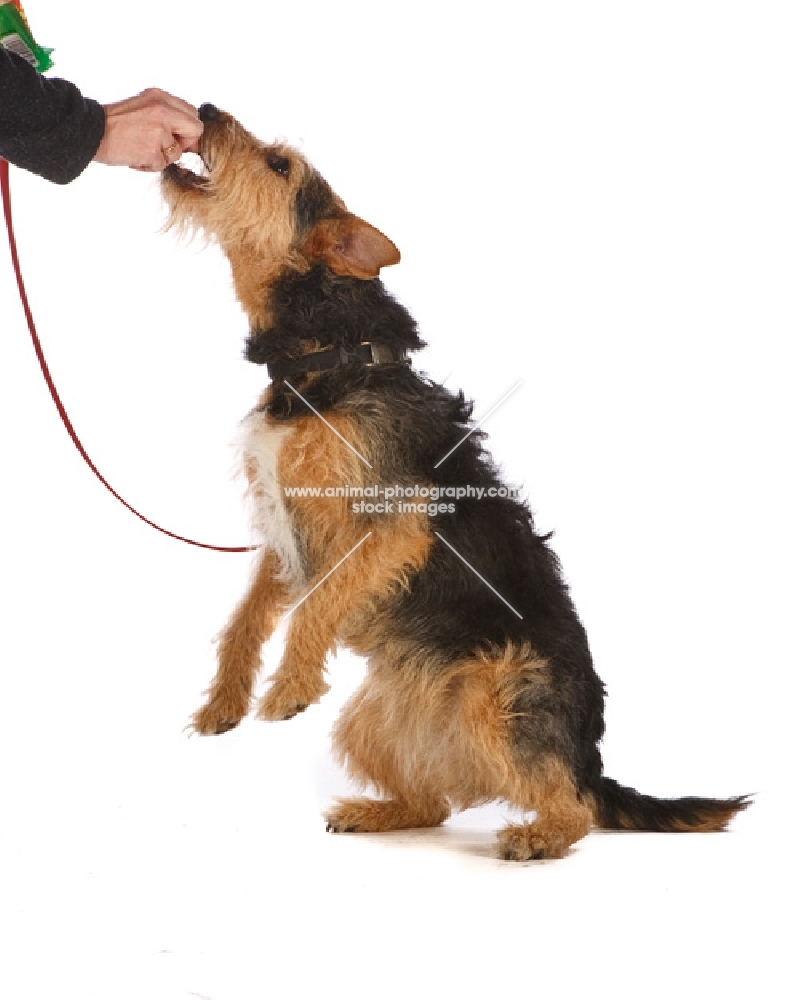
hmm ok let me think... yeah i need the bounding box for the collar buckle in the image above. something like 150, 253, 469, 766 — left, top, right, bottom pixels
362, 341, 397, 366
361, 340, 408, 368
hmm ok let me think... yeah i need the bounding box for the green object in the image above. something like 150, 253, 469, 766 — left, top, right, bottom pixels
0, 1, 54, 73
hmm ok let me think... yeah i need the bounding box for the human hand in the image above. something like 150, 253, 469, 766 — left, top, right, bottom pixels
93, 88, 203, 172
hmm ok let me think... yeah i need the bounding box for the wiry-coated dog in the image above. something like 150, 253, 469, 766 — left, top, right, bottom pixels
162, 105, 749, 860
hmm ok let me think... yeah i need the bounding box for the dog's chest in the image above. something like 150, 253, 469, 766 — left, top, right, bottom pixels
239, 410, 304, 585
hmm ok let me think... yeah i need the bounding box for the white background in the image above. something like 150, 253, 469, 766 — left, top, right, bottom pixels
1, 2, 797, 997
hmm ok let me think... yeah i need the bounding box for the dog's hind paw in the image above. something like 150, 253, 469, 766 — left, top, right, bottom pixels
496, 822, 570, 862
256, 673, 329, 722
324, 797, 450, 834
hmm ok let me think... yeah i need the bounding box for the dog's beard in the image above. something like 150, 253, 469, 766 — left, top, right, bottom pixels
160, 181, 213, 245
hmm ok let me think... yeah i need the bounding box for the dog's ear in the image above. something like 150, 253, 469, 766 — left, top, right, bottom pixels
305, 214, 400, 279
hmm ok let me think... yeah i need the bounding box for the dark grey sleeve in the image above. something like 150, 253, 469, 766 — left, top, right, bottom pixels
0, 47, 106, 184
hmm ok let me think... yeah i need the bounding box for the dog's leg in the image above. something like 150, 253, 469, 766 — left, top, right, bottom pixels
326, 683, 452, 833
325, 796, 450, 833
192, 549, 292, 735
324, 659, 453, 834
497, 757, 593, 861
256, 526, 430, 722
253, 580, 335, 721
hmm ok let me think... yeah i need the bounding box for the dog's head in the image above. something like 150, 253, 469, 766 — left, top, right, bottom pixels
162, 105, 400, 326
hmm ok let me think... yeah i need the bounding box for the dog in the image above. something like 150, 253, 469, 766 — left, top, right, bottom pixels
161, 104, 749, 860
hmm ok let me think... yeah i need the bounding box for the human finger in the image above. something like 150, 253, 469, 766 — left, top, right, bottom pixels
104, 90, 203, 148
94, 101, 202, 170
141, 90, 204, 142
154, 90, 202, 122
134, 87, 201, 121
171, 125, 203, 155
161, 138, 182, 166
147, 104, 203, 157
114, 87, 199, 120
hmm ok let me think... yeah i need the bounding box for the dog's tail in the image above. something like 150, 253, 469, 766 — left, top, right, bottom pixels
587, 776, 751, 832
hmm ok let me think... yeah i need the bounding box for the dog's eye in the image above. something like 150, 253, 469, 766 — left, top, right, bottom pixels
266, 152, 291, 177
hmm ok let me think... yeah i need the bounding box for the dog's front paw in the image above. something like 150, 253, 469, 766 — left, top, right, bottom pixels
256, 672, 330, 722
190, 686, 250, 735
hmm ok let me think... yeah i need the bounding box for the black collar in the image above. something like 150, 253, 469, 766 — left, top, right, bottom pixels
261, 340, 410, 382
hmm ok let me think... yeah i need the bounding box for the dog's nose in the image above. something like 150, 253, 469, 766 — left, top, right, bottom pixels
198, 103, 220, 123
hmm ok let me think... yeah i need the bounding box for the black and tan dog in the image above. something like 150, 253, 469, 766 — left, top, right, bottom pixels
162, 105, 749, 860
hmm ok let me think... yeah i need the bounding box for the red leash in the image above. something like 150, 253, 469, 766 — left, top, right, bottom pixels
0, 157, 255, 553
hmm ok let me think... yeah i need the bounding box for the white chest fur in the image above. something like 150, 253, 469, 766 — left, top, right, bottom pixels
238, 409, 305, 586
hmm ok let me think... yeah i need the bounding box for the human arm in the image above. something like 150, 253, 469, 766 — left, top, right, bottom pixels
0, 46, 104, 183
0, 48, 203, 182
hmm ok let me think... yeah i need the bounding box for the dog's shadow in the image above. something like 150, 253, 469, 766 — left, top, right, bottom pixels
358, 824, 500, 861
334, 810, 570, 866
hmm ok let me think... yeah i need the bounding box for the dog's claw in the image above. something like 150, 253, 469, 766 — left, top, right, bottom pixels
326, 822, 358, 834
498, 835, 548, 862
214, 720, 240, 734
